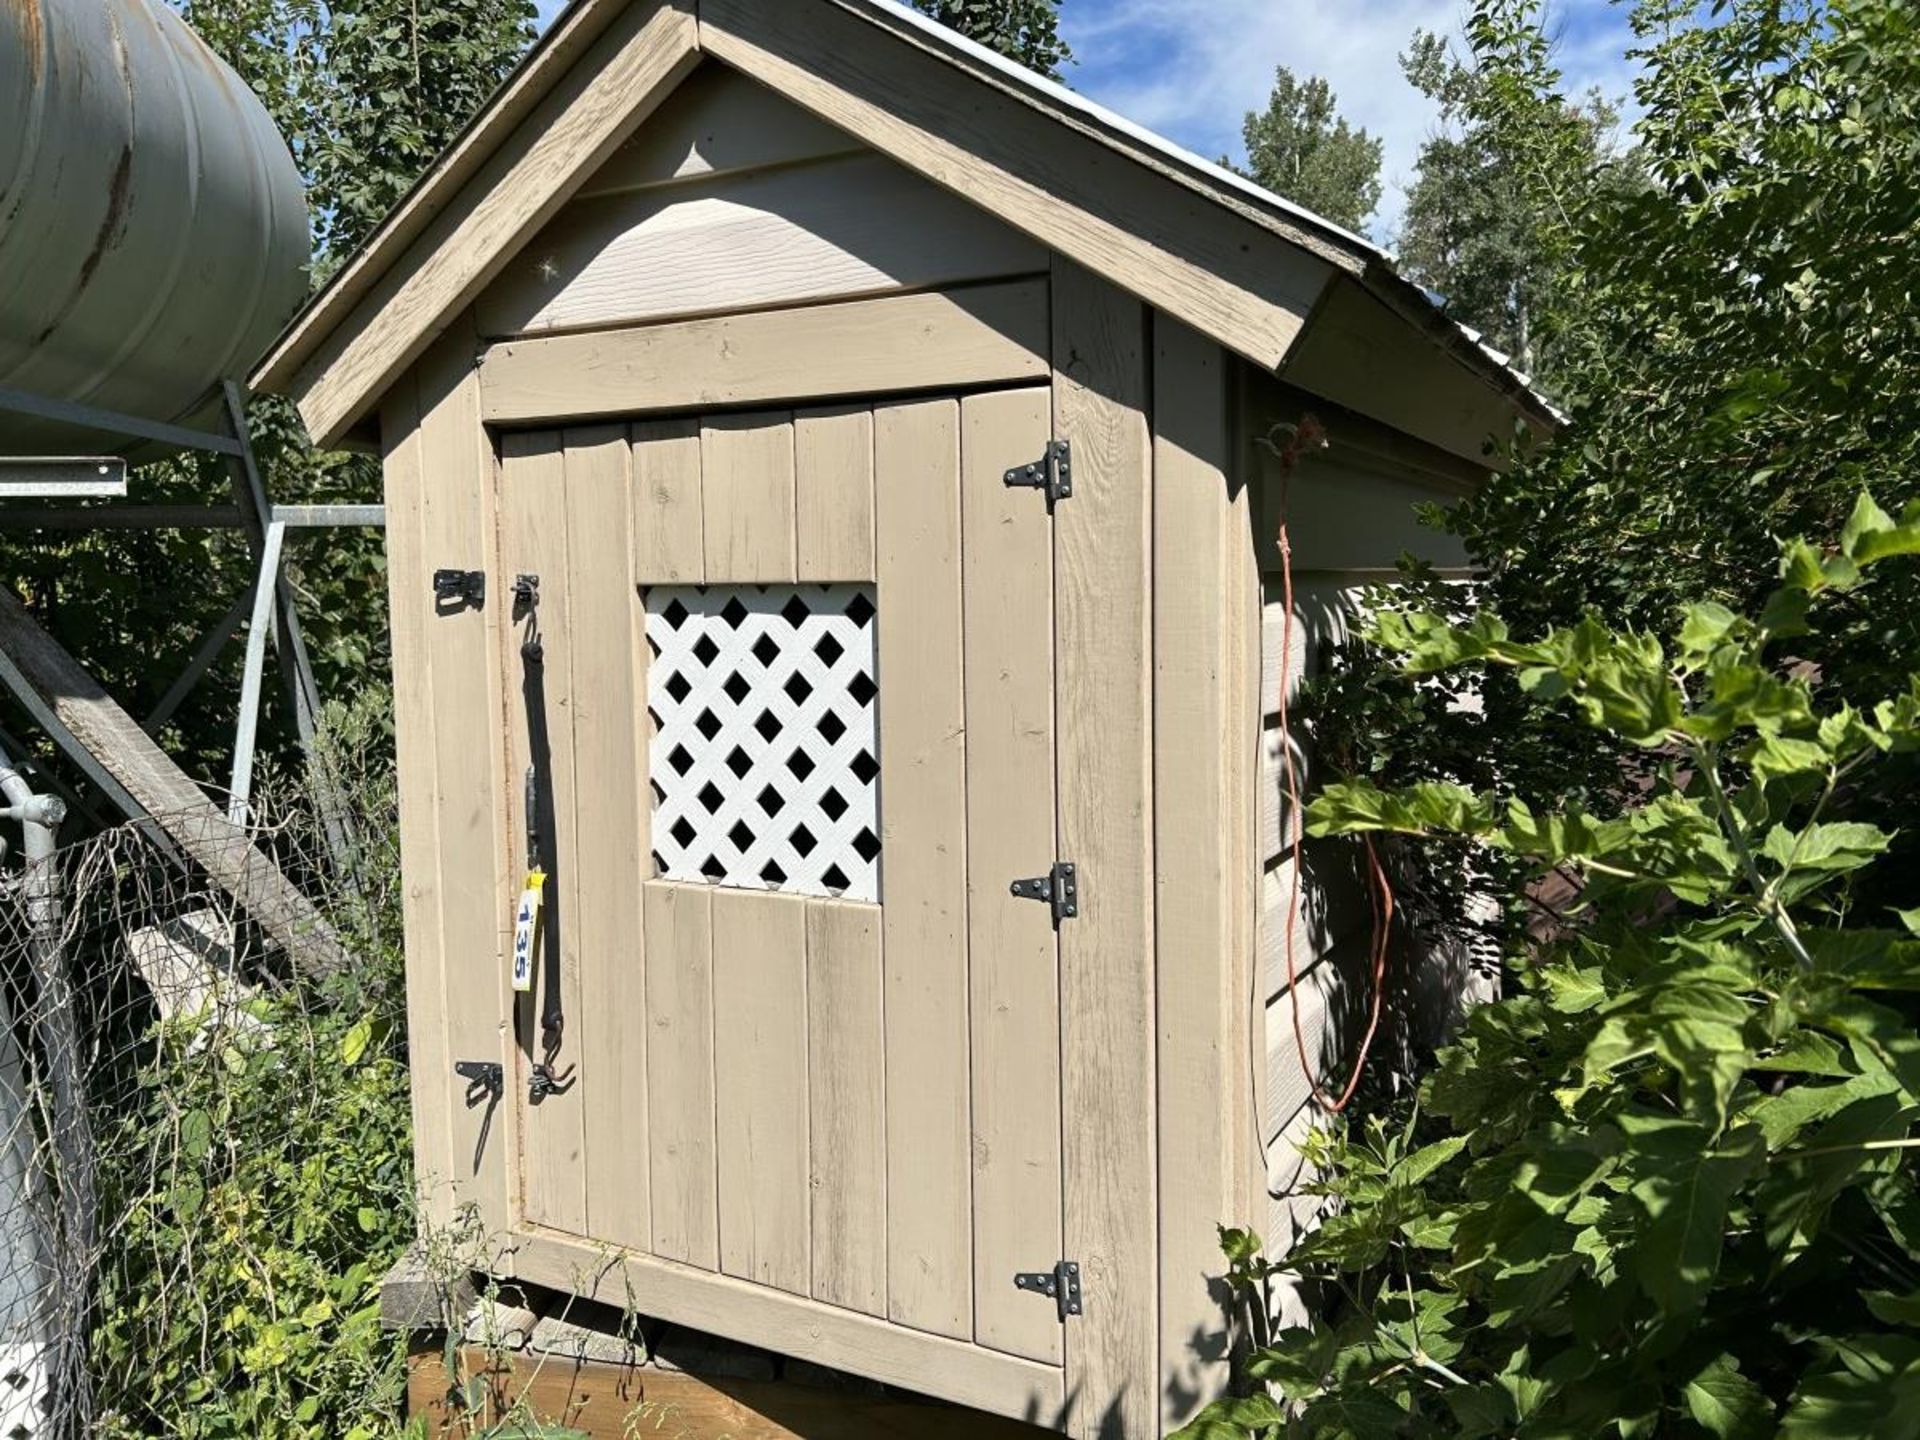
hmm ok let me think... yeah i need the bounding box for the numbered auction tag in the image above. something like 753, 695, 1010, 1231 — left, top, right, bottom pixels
511, 869, 547, 993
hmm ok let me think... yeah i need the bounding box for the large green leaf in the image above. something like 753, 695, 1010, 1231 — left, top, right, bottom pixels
1781, 1337, 1920, 1439
1684, 1354, 1776, 1440
1619, 1115, 1764, 1315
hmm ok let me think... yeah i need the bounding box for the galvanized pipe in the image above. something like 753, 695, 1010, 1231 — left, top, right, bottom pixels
0, 743, 76, 1437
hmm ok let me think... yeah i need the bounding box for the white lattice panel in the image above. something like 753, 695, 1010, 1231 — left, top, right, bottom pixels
646, 584, 881, 902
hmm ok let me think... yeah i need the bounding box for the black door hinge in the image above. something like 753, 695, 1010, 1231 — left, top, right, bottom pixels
1014, 1261, 1083, 1321
455, 1060, 503, 1106
433, 568, 486, 610
1004, 439, 1072, 508
1010, 861, 1078, 925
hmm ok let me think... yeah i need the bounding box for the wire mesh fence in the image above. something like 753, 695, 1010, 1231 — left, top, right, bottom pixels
0, 698, 416, 1440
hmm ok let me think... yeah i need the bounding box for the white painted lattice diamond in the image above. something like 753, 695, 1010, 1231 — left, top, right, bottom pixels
646, 584, 881, 902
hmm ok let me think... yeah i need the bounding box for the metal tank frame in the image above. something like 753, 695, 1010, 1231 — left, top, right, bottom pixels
0, 379, 378, 871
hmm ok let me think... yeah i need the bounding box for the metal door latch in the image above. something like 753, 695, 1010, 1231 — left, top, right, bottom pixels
433, 568, 486, 610
1004, 439, 1072, 508
455, 1060, 503, 1106
514, 573, 544, 661
1010, 862, 1078, 925
1013, 1261, 1083, 1321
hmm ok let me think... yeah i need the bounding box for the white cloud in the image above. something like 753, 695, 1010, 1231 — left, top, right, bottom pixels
1059, 0, 1640, 246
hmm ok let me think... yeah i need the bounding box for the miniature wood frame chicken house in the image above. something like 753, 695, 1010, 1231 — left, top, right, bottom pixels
252, 1, 1552, 1432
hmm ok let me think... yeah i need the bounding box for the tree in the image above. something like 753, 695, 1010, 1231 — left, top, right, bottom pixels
182, 0, 537, 269
1180, 3, 1920, 1428
1395, 3, 1626, 380
910, 0, 1070, 78
1241, 67, 1382, 233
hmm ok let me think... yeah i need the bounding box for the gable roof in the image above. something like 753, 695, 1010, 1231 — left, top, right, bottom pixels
253, 0, 1553, 451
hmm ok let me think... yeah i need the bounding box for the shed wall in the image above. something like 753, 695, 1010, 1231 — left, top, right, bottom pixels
1241, 369, 1486, 1303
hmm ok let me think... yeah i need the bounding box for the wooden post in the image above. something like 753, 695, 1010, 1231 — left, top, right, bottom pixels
1051, 257, 1159, 1435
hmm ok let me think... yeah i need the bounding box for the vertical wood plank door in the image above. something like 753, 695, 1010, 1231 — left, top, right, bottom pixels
491, 386, 1072, 1426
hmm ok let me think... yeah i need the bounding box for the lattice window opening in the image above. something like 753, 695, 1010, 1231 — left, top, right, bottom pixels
646, 583, 881, 903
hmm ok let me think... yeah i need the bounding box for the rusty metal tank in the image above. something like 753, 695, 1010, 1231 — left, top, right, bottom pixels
0, 0, 310, 454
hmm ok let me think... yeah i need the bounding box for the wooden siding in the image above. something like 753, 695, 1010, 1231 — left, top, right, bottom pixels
874, 396, 972, 1341
961, 386, 1063, 1368
478, 149, 1044, 338
698, 0, 1335, 373
1052, 259, 1158, 1438
498, 431, 590, 1238
1246, 352, 1496, 1294
478, 281, 1051, 426
378, 316, 516, 1242
1150, 320, 1255, 1430
575, 62, 861, 199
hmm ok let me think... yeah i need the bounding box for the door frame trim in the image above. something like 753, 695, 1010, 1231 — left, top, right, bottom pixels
477, 279, 1050, 427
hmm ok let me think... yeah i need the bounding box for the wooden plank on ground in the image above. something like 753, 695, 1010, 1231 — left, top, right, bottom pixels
1051, 258, 1158, 1436
959, 386, 1062, 1366
701, 411, 796, 583
794, 406, 876, 583
713, 887, 811, 1295
644, 879, 719, 1269
632, 417, 705, 584
499, 430, 589, 1238
478, 281, 1050, 425
873, 395, 971, 1341
805, 898, 886, 1316
563, 426, 651, 1252
1150, 319, 1243, 1428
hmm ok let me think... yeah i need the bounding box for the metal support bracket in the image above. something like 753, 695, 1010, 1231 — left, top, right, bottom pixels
1013, 1261, 1083, 1321
434, 568, 486, 610
1010, 861, 1078, 925
455, 1060, 503, 1106
1003, 439, 1072, 508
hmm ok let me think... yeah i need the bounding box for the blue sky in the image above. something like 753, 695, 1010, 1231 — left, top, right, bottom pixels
534, 0, 1641, 245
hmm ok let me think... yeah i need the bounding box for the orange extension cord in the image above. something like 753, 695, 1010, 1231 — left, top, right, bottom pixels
1272, 419, 1392, 1115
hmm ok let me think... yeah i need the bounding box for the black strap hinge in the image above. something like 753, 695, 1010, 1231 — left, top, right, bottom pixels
1013, 1261, 1082, 1321
433, 568, 486, 610
1010, 861, 1078, 925
1004, 439, 1072, 508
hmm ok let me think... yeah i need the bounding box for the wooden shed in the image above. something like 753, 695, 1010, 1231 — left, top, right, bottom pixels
253, 1, 1552, 1432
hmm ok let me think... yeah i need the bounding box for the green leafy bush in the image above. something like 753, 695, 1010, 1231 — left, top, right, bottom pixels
87, 691, 419, 1439
1178, 499, 1920, 1436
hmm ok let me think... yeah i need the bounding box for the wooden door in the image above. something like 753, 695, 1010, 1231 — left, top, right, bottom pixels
491, 387, 1072, 1394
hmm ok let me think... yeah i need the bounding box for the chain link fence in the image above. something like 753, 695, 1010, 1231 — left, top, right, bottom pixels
0, 700, 415, 1440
